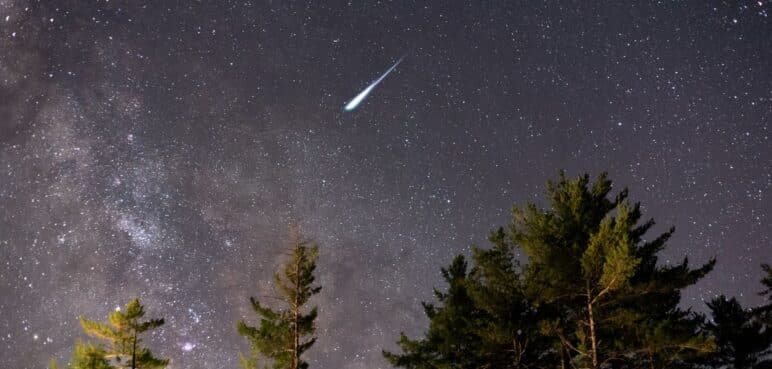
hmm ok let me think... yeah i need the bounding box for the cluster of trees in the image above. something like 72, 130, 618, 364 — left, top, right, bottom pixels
51, 173, 772, 369
385, 173, 772, 369
52, 234, 321, 369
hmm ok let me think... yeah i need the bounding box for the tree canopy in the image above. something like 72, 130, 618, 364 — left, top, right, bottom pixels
386, 172, 718, 369
53, 298, 168, 369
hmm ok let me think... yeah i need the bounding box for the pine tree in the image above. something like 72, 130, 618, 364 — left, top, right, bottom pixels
465, 229, 555, 368
78, 298, 168, 369
702, 295, 772, 369
384, 255, 483, 369
385, 172, 716, 369
759, 264, 772, 326
761, 264, 772, 301
759, 263, 772, 369
383, 229, 554, 368
237, 233, 321, 369
511, 172, 715, 369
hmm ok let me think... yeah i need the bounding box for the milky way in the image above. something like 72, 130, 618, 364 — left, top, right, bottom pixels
0, 1, 770, 369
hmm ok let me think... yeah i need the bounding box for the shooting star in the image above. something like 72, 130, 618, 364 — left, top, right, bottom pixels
343, 56, 404, 112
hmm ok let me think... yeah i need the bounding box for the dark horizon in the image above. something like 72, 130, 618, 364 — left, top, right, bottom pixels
0, 1, 770, 368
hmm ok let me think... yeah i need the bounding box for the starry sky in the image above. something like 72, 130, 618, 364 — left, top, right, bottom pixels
0, 1, 770, 368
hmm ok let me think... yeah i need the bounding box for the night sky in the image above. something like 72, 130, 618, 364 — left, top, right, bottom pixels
1, 1, 770, 368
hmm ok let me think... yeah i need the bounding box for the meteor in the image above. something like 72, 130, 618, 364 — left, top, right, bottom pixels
343, 56, 404, 112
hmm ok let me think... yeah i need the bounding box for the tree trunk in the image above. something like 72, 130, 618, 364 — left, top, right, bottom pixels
292, 246, 300, 369
587, 286, 598, 369
648, 350, 655, 369
132, 330, 137, 369
560, 347, 566, 369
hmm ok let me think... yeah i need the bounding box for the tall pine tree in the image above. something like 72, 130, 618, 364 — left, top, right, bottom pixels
237, 233, 321, 369
512, 172, 715, 369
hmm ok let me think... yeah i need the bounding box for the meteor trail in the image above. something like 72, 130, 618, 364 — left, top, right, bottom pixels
343, 56, 404, 112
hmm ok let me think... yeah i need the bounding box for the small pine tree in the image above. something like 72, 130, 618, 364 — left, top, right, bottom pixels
384, 255, 485, 368
78, 298, 168, 369
703, 295, 772, 369
237, 233, 321, 369
384, 228, 555, 368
